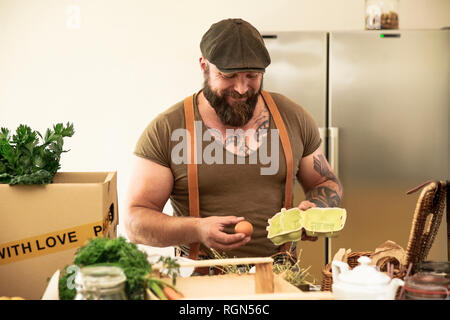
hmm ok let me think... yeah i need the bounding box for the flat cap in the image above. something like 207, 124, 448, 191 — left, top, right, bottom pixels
200, 18, 271, 73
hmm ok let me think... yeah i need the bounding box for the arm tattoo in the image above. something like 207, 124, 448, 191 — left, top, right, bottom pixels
307, 154, 342, 207
308, 187, 341, 207
313, 154, 339, 184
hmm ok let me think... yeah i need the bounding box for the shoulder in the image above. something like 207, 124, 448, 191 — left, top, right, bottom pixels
152, 99, 185, 127
134, 98, 188, 164
265, 91, 312, 120
264, 92, 321, 156
141, 98, 188, 137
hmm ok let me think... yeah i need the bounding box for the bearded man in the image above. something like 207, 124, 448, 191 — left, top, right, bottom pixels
124, 19, 342, 267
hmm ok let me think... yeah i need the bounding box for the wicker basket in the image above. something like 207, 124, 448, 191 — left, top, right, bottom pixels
320, 180, 448, 294
405, 180, 448, 271
321, 251, 372, 292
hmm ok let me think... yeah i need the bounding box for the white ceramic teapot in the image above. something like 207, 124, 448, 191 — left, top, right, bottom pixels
332, 256, 404, 300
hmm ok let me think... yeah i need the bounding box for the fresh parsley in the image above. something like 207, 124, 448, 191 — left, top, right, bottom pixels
0, 122, 74, 185
59, 237, 152, 300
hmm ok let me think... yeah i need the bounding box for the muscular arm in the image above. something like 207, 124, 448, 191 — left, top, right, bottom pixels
124, 155, 249, 250
297, 148, 343, 208
124, 155, 198, 246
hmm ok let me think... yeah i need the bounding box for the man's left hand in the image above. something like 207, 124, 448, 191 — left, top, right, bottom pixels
298, 200, 318, 242
298, 200, 316, 211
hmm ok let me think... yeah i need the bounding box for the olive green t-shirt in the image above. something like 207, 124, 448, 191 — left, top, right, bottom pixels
134, 91, 321, 258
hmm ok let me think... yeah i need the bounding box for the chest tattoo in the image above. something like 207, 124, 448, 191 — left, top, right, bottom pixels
222, 108, 270, 157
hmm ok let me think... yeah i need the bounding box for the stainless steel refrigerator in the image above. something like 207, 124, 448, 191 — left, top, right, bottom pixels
262, 30, 449, 282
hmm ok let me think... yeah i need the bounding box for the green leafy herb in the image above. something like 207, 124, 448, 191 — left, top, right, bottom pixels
59, 265, 78, 300
58, 237, 152, 300
157, 256, 181, 285
0, 122, 74, 185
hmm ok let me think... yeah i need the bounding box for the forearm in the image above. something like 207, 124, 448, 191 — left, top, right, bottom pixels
125, 206, 200, 247
305, 179, 343, 207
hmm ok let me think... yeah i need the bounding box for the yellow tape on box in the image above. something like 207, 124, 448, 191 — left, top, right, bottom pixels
0, 220, 103, 265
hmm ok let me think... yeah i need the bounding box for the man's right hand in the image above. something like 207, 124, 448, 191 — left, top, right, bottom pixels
125, 157, 252, 250
196, 216, 251, 251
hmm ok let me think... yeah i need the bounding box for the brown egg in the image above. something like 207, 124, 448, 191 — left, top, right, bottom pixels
234, 220, 253, 237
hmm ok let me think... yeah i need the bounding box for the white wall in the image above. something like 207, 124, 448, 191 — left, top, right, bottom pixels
1, 0, 449, 251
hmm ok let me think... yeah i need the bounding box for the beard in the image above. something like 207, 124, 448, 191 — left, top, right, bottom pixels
202, 73, 262, 127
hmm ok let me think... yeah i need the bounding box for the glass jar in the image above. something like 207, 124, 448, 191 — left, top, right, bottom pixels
404, 273, 449, 300
74, 266, 127, 300
417, 261, 450, 278
365, 0, 382, 30
380, 0, 399, 29
365, 0, 399, 30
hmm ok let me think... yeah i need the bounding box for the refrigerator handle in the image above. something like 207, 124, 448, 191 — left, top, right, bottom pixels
318, 127, 327, 154
328, 127, 339, 178
325, 127, 339, 265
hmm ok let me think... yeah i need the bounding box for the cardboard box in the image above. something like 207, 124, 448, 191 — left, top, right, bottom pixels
0, 172, 119, 299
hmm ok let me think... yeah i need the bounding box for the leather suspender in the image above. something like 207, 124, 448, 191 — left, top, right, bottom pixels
183, 95, 201, 260
260, 91, 294, 210
183, 91, 294, 259
260, 91, 294, 254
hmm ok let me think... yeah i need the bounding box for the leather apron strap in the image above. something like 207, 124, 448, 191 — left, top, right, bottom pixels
183, 91, 295, 260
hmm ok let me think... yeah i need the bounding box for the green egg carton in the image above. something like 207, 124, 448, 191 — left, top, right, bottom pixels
266, 207, 347, 246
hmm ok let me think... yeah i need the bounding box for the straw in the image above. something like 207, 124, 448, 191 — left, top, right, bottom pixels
398, 262, 413, 300
387, 263, 393, 279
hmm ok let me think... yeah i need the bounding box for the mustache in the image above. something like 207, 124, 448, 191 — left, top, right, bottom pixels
222, 89, 254, 99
